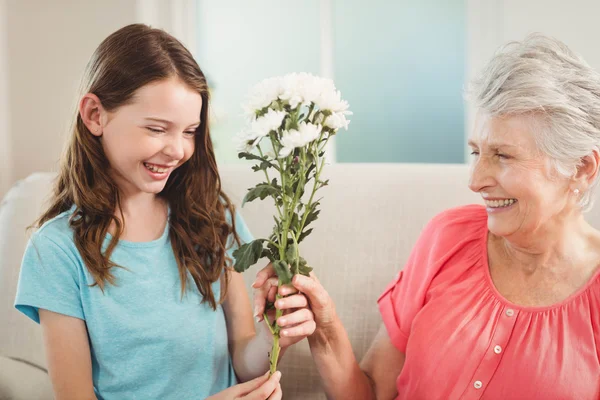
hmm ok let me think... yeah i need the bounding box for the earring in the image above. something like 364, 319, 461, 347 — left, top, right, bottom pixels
574, 188, 580, 195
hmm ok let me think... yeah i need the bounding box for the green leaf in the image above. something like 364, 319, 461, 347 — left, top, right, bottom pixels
238, 152, 264, 162
272, 260, 292, 284
252, 160, 275, 172
291, 179, 305, 199
266, 239, 280, 261
298, 256, 313, 276
261, 248, 276, 262
302, 206, 320, 230
289, 212, 300, 234
243, 183, 281, 206
305, 163, 316, 181
285, 241, 298, 275
285, 242, 298, 265
233, 240, 265, 273
298, 228, 313, 243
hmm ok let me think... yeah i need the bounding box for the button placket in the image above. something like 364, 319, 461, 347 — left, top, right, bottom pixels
460, 306, 520, 400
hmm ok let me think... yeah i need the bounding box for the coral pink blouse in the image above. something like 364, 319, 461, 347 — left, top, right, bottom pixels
378, 205, 600, 399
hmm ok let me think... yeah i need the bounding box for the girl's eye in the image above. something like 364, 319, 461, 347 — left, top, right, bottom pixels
147, 127, 165, 134
184, 131, 197, 137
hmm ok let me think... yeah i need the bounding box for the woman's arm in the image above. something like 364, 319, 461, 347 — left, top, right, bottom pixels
39, 309, 96, 400
293, 274, 404, 400
254, 268, 404, 400
359, 325, 405, 400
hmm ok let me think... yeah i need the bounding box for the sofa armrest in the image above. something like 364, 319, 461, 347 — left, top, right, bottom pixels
0, 355, 53, 400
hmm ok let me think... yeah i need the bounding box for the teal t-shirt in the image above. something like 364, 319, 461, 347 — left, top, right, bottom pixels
14, 206, 254, 399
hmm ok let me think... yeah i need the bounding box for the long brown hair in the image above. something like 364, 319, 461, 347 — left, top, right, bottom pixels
37, 24, 238, 310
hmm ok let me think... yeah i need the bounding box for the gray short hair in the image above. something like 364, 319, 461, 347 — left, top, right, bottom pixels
468, 33, 600, 211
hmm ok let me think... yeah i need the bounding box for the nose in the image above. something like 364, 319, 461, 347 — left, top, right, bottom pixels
163, 134, 185, 161
468, 156, 496, 193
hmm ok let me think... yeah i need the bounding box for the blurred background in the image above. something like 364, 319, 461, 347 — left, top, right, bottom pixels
2, 0, 600, 198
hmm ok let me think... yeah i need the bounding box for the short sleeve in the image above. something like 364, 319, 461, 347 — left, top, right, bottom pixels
226, 209, 254, 259
14, 232, 84, 324
377, 205, 487, 353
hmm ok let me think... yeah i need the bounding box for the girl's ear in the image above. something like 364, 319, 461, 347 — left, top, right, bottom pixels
79, 93, 105, 137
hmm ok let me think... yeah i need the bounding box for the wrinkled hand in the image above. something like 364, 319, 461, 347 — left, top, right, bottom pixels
253, 263, 336, 342
252, 263, 316, 348
206, 371, 282, 400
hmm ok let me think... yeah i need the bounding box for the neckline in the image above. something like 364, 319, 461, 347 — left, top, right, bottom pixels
67, 204, 171, 248
105, 220, 170, 248
480, 226, 600, 313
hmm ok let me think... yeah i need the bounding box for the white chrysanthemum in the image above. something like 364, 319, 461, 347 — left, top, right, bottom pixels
244, 76, 284, 115
279, 122, 322, 158
279, 73, 304, 109
234, 129, 261, 153
279, 73, 336, 109
324, 112, 351, 130
314, 88, 350, 114
251, 109, 286, 138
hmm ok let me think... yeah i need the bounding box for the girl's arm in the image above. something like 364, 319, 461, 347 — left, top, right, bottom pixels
39, 309, 96, 400
222, 270, 271, 381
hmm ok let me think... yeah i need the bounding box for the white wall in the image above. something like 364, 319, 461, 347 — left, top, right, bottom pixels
1, 0, 138, 197
466, 0, 600, 149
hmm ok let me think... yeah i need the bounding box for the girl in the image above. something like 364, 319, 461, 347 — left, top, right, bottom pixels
14, 24, 315, 400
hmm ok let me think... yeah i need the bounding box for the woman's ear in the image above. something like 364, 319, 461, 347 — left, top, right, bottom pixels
79, 93, 105, 137
573, 149, 600, 192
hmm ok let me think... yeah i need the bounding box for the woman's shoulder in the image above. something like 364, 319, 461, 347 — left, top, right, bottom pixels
422, 204, 488, 244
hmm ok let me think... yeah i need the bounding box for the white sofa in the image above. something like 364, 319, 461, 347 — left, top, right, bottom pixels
0, 164, 491, 399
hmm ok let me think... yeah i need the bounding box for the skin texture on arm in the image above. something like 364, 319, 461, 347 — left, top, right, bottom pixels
39, 309, 97, 400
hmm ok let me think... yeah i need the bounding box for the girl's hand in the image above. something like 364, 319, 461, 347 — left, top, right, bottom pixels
206, 371, 282, 400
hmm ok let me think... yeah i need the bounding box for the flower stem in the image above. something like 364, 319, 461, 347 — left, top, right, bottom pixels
296, 135, 328, 241
257, 145, 284, 221
269, 293, 284, 375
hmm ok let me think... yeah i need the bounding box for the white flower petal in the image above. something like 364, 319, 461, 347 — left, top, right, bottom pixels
278, 122, 322, 158
251, 109, 287, 138
324, 112, 350, 130
245, 77, 284, 115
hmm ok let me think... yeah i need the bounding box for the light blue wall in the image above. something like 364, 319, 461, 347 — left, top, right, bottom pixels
196, 1, 466, 164
197, 1, 321, 164
333, 0, 466, 163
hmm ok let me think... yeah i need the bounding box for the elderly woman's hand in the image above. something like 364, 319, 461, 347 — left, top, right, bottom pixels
252, 264, 337, 338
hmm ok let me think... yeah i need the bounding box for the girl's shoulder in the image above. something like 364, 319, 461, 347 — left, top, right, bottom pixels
33, 207, 78, 252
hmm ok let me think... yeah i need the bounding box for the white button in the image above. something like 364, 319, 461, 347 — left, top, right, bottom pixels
474, 380, 483, 389
494, 345, 502, 354
505, 308, 514, 317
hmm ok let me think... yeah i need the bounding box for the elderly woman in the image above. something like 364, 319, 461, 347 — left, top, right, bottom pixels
254, 34, 600, 399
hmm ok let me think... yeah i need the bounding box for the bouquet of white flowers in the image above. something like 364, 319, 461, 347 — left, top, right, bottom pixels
233, 72, 351, 375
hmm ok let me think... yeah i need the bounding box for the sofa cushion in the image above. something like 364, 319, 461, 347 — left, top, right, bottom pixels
0, 355, 53, 400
